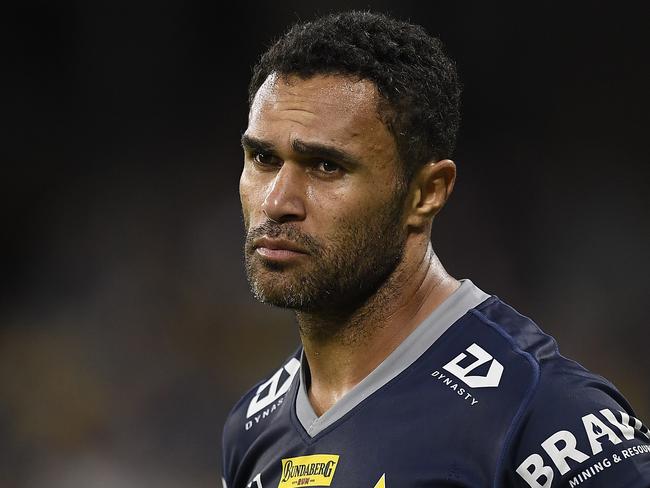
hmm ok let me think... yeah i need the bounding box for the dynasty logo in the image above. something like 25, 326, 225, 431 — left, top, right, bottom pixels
430, 343, 504, 407
278, 454, 339, 488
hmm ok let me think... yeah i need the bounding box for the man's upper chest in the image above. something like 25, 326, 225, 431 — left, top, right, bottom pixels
235, 344, 529, 488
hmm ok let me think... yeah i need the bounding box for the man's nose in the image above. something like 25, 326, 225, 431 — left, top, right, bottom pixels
261, 163, 306, 223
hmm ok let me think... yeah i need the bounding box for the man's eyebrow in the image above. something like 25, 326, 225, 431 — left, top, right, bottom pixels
241, 134, 274, 153
241, 135, 362, 168
291, 139, 361, 167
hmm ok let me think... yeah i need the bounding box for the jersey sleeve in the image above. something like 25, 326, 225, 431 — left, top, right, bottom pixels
499, 360, 650, 487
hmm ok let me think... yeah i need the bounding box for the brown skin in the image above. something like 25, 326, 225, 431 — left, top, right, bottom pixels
240, 73, 459, 415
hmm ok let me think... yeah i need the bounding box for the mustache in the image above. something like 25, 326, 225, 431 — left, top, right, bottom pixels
245, 221, 322, 255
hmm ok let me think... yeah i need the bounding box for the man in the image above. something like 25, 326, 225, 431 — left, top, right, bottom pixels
222, 11, 650, 488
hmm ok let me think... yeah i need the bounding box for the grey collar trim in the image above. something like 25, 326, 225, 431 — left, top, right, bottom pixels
295, 279, 490, 438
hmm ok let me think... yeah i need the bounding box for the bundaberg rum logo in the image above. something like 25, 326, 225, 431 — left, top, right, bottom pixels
278, 454, 339, 487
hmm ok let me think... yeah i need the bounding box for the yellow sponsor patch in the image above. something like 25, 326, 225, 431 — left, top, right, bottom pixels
278, 454, 339, 487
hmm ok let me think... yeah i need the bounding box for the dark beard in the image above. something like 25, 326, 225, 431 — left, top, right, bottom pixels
243, 197, 406, 314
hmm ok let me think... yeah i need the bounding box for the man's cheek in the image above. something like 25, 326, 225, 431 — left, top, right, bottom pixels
240, 204, 250, 231
239, 191, 256, 230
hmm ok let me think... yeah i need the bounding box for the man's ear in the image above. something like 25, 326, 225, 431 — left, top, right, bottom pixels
405, 159, 456, 229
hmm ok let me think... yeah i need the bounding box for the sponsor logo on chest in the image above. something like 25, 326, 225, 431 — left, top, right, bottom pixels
517, 408, 650, 487
245, 358, 300, 431
430, 343, 503, 407
278, 454, 339, 488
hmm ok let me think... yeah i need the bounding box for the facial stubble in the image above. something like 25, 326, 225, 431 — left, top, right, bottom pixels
243, 194, 407, 319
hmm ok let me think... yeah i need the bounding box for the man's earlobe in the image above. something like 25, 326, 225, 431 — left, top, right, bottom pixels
406, 159, 456, 228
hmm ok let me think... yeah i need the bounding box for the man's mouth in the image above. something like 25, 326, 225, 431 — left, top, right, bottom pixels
253, 237, 309, 261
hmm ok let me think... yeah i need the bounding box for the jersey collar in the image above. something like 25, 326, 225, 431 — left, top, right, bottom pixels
295, 278, 491, 438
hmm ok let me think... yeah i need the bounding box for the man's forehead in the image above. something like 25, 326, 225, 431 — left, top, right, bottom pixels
247, 73, 391, 153
250, 73, 382, 125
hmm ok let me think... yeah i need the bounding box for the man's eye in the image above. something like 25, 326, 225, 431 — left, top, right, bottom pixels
252, 152, 278, 166
316, 160, 340, 173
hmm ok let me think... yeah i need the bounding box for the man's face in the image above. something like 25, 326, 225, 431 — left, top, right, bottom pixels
240, 73, 408, 313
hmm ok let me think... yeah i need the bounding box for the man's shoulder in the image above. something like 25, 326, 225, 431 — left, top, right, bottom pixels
468, 295, 634, 417
467, 295, 612, 389
471, 296, 650, 486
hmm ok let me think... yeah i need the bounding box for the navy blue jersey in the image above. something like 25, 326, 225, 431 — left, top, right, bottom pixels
221, 281, 650, 487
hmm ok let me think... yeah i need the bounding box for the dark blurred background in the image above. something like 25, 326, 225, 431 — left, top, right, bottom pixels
1, 1, 648, 486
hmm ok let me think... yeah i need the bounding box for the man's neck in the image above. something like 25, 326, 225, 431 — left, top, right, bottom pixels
296, 242, 460, 416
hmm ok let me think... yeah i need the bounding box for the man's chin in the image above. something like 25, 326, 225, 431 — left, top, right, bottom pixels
248, 272, 313, 310
252, 286, 311, 310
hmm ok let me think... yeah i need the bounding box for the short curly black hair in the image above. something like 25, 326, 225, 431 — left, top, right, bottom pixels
248, 11, 461, 182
